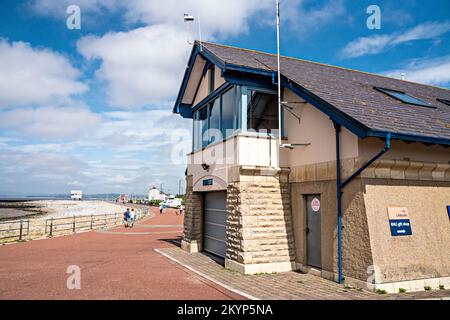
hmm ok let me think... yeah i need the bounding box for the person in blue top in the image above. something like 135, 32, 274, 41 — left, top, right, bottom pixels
123, 208, 131, 227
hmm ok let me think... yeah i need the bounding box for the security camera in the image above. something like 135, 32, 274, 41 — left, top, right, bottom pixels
184, 14, 195, 22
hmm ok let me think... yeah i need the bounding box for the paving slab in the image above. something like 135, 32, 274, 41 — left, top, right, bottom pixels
156, 246, 450, 300
0, 207, 243, 300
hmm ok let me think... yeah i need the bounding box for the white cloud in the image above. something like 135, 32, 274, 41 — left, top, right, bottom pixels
77, 24, 189, 109
341, 21, 450, 58
382, 55, 450, 86
0, 108, 190, 194
30, 0, 273, 38
281, 0, 346, 36
0, 39, 87, 107
340, 35, 392, 58
0, 106, 101, 140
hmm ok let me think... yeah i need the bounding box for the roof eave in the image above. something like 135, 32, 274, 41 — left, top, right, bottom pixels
173, 42, 227, 115
368, 130, 450, 147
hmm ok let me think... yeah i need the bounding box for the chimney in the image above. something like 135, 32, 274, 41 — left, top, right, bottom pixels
401, 73, 405, 80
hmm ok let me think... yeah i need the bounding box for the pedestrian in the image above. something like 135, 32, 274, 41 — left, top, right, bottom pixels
130, 208, 136, 227
124, 208, 131, 227
159, 203, 164, 214
179, 205, 184, 215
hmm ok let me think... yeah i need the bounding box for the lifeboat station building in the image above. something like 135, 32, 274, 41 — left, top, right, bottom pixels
172, 41, 450, 292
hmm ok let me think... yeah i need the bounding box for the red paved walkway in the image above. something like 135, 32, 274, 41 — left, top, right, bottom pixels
0, 207, 243, 300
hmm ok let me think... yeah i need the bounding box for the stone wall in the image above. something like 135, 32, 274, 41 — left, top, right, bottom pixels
363, 180, 450, 286
226, 166, 296, 273
181, 175, 203, 253
290, 177, 374, 283
290, 158, 450, 290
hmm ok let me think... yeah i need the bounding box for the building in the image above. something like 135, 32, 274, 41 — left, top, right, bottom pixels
70, 190, 82, 201
148, 187, 166, 201
173, 41, 450, 293
117, 194, 127, 203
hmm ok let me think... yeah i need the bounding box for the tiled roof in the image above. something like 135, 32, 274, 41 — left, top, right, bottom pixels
200, 42, 450, 143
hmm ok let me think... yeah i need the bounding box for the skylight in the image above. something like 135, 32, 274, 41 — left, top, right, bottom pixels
375, 87, 434, 108
437, 98, 450, 106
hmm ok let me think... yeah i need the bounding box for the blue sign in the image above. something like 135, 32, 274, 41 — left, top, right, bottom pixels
389, 219, 412, 236
202, 179, 213, 186
447, 206, 450, 220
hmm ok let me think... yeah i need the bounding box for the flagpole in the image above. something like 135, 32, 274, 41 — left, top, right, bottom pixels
276, 0, 282, 149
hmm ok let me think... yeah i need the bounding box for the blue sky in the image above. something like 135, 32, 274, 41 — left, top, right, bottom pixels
0, 0, 449, 195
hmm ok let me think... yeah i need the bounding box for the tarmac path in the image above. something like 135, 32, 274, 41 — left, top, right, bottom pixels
0, 206, 243, 300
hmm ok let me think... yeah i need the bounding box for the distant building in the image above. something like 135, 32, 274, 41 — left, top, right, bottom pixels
117, 194, 127, 203
70, 190, 82, 201
148, 187, 166, 201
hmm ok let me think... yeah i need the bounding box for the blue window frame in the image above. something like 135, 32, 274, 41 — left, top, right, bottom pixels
192, 84, 281, 152
247, 87, 279, 135
375, 87, 434, 108
209, 65, 215, 93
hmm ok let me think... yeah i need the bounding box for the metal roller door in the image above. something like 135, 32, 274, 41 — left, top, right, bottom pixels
203, 192, 227, 258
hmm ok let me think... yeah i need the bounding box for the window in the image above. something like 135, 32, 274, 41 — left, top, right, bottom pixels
221, 87, 238, 138
192, 85, 281, 152
375, 87, 433, 108
208, 97, 221, 144
209, 65, 215, 93
247, 89, 278, 134
437, 98, 450, 106
193, 106, 208, 150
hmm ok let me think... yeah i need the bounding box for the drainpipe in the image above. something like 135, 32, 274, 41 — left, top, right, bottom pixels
334, 122, 391, 284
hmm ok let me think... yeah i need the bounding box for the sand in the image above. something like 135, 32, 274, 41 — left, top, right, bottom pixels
0, 200, 126, 221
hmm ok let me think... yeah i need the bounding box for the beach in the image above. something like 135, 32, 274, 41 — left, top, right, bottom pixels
0, 200, 126, 221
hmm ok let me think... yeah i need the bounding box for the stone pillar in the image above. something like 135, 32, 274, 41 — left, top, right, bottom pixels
225, 166, 296, 274
181, 175, 203, 253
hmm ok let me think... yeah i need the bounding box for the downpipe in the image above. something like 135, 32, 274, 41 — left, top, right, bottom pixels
334, 123, 391, 284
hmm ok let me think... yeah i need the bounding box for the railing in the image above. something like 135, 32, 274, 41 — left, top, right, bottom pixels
0, 219, 30, 241
0, 208, 147, 243
44, 211, 146, 237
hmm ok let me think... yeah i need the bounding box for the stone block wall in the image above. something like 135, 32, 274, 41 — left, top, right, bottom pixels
181, 175, 203, 252
226, 166, 296, 269
290, 158, 450, 291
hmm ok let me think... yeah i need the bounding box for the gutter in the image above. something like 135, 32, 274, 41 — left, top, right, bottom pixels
334, 123, 391, 284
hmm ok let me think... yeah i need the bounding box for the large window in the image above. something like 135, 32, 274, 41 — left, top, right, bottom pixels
221, 87, 238, 138
193, 106, 208, 150
247, 89, 278, 134
192, 85, 279, 151
208, 97, 221, 145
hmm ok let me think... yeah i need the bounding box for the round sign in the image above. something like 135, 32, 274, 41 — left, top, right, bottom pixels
311, 198, 320, 212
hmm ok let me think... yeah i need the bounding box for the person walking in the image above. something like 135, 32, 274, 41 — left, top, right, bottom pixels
159, 203, 164, 214
123, 208, 131, 227
130, 208, 136, 227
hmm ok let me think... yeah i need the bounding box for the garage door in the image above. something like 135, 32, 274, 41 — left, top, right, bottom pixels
203, 191, 227, 258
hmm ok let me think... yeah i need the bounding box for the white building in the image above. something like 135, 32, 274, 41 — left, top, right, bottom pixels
70, 190, 82, 201
148, 187, 166, 201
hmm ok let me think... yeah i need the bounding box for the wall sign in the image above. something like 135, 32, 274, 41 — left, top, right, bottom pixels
202, 179, 213, 186
311, 198, 320, 212
387, 207, 412, 236
447, 206, 450, 221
